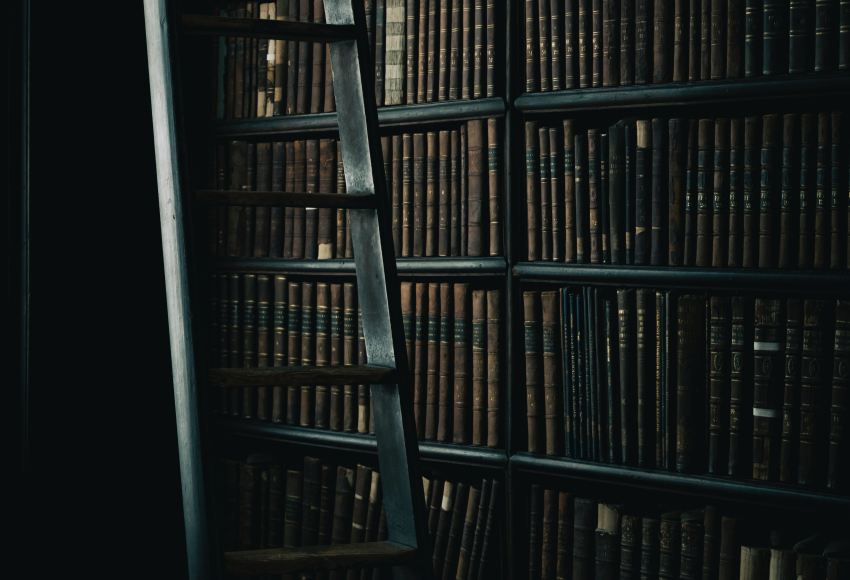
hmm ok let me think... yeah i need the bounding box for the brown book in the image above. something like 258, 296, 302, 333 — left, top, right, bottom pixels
668, 118, 686, 266
238, 461, 260, 550
542, 291, 562, 456
527, 121, 541, 260
677, 295, 706, 474
640, 517, 660, 578
448, 0, 461, 99
318, 139, 336, 259
592, 0, 603, 86
565, 0, 578, 88
540, 127, 553, 261
712, 118, 730, 267
473, 0, 486, 97
728, 297, 748, 476
538, 0, 552, 91
254, 142, 272, 257
329, 283, 343, 431
578, 0, 592, 87
602, 0, 619, 86
299, 281, 315, 427
701, 506, 719, 580
659, 511, 682, 579
256, 275, 272, 421
758, 114, 780, 268
453, 283, 471, 444
684, 119, 698, 266
427, 478, 443, 535
539, 488, 556, 579
696, 119, 714, 268
727, 0, 744, 77
727, 118, 744, 267
272, 275, 288, 423
555, 491, 573, 580
343, 283, 357, 432
488, 119, 501, 257
779, 298, 802, 483
402, 133, 413, 256
213, 274, 228, 415
486, 290, 502, 448
462, 126, 469, 254
462, 0, 474, 98
588, 128, 601, 264
242, 275, 258, 420
778, 114, 799, 269
471, 290, 488, 446
575, 128, 590, 263
744, 0, 762, 77
437, 0, 449, 101
359, 472, 381, 580
391, 135, 403, 256
425, 0, 437, 101
673, 0, 689, 81
651, 118, 667, 265
442, 483, 469, 580
798, 113, 816, 269
740, 546, 770, 580
467, 479, 491, 580
468, 119, 486, 257
798, 299, 830, 486
679, 511, 704, 580
753, 298, 782, 481
524, 291, 543, 453
708, 296, 732, 475
413, 282, 427, 437
357, 313, 370, 434
438, 130, 450, 256
226, 140, 247, 258
654, 0, 673, 82
451, 129, 462, 255
828, 300, 850, 491
742, 115, 761, 268
413, 132, 426, 256
406, 0, 418, 103
292, 140, 306, 259
486, 0, 496, 96
314, 283, 330, 428
438, 283, 453, 443
433, 481, 456, 577
295, 0, 311, 114
310, 1, 325, 114
564, 120, 577, 263
327, 467, 354, 580
829, 111, 845, 268
283, 141, 295, 257
454, 485, 481, 580
426, 131, 438, 256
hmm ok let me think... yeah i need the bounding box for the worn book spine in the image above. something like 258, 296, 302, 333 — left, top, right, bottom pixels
588, 129, 601, 264
238, 461, 259, 550
271, 275, 287, 422
618, 0, 634, 85
672, 0, 688, 81
779, 298, 802, 483
426, 131, 438, 256
640, 517, 660, 578
468, 119, 486, 256
300, 456, 322, 571
405, 0, 418, 103
595, 504, 621, 580
696, 119, 713, 268
778, 114, 799, 269
527, 122, 541, 260
742, 115, 760, 268
329, 283, 343, 431
437, 0, 449, 101
486, 0, 496, 96
709, 0, 726, 78
789, 0, 813, 73
427, 479, 443, 535
436, 131, 450, 256
540, 489, 557, 580
540, 127, 553, 261
291, 140, 306, 258
651, 118, 667, 265
625, 121, 636, 264
472, 289, 488, 446
814, 112, 831, 268
486, 290, 501, 447
684, 120, 698, 266
602, 0, 620, 86
561, 291, 575, 456
413, 132, 426, 256
314, 283, 330, 428
425, 283, 439, 439
432, 482, 456, 578
438, 283, 453, 442
700, 0, 711, 79
572, 498, 596, 579
656, 291, 667, 467
551, 127, 565, 262
752, 298, 782, 481
727, 0, 744, 77
384, 0, 405, 105
473, 0, 486, 97
526, 0, 539, 91
592, 0, 603, 86
668, 118, 686, 266
828, 300, 850, 490
299, 282, 315, 427
686, 0, 700, 80
453, 283, 471, 444
412, 283, 425, 436
654, 0, 673, 82
455, 484, 481, 580
311, 1, 326, 114
578, 0, 591, 87
677, 295, 706, 474
227, 274, 242, 416
635, 0, 651, 83
798, 299, 830, 486
537, 0, 552, 92
243, 276, 258, 420
717, 516, 739, 580
604, 297, 621, 462
318, 139, 335, 259
842, 0, 850, 70
658, 512, 681, 579
635, 121, 651, 265
343, 283, 357, 432
678, 511, 704, 580
815, 0, 837, 71
829, 111, 845, 268
610, 123, 625, 264
575, 129, 589, 263
712, 119, 730, 267
254, 142, 271, 257
708, 296, 732, 475
542, 291, 561, 455
255, 275, 272, 420
565, 0, 578, 88
304, 139, 319, 259
701, 506, 719, 580
467, 479, 491, 580
487, 119, 501, 256
619, 513, 640, 580
744, 0, 763, 77
283, 468, 303, 576
636, 288, 655, 467
443, 483, 469, 580
758, 114, 780, 268
617, 289, 637, 465
727, 118, 744, 266
740, 546, 770, 580
425, 0, 437, 101
524, 291, 542, 453
727, 297, 747, 476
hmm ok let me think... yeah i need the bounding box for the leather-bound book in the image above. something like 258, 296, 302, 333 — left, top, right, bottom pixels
439, 283, 454, 443
538, 0, 552, 92
717, 516, 739, 580
405, 0, 417, 103
466, 119, 487, 256
486, 0, 496, 96
467, 479, 491, 580
829, 111, 844, 269
526, 0, 539, 91
636, 289, 655, 467
560, 290, 575, 457
527, 121, 541, 261
447, 0, 461, 99
329, 283, 343, 431
283, 142, 295, 257
620, 0, 634, 85
299, 282, 315, 427
412, 132, 426, 257
664, 291, 679, 471
283, 468, 304, 578
427, 478, 444, 535
653, 0, 673, 82
815, 0, 837, 71
461, 0, 473, 99
254, 142, 271, 257
814, 111, 831, 268
486, 290, 502, 447
528, 485, 543, 579
798, 299, 830, 486
432, 482, 457, 579
619, 513, 641, 580
636, 0, 652, 83
305, 139, 320, 259
575, 128, 590, 263
227, 274, 242, 416
701, 506, 719, 580
740, 546, 770, 580
727, 118, 744, 266
779, 298, 802, 483
625, 121, 637, 264
346, 464, 371, 580
541, 489, 557, 580
603, 297, 621, 462
595, 503, 621, 580
602, 0, 620, 86
586, 288, 601, 460
426, 131, 438, 256
424, 0, 437, 101
243, 143, 256, 256
413, 283, 427, 437
473, 0, 486, 98
553, 492, 572, 580
668, 118, 686, 266
572, 498, 597, 579
455, 484, 481, 580
291, 140, 307, 258
401, 133, 413, 256
672, 0, 688, 82
472, 290, 488, 446
727, 0, 745, 77
610, 122, 626, 264
314, 283, 330, 428
727, 297, 748, 476
425, 292, 439, 441
687, 0, 700, 80
679, 511, 704, 580
797, 114, 816, 268
437, 130, 451, 256
742, 116, 760, 268
778, 115, 799, 269
640, 516, 660, 578
256, 275, 272, 421
617, 289, 637, 465
453, 283, 471, 444
311, 1, 326, 115
524, 291, 543, 453
318, 139, 336, 259
295, 0, 311, 111
701, 0, 712, 79
565, 0, 578, 88
758, 114, 780, 268
744, 0, 762, 77
659, 511, 682, 579
752, 298, 782, 481
685, 119, 698, 266
592, 0, 603, 86
677, 294, 706, 474
696, 119, 714, 268
436, 0, 448, 101
578, 0, 592, 87
651, 118, 668, 266
443, 483, 469, 580
789, 0, 814, 73
602, 134, 611, 263
343, 283, 357, 433
712, 118, 730, 267
828, 300, 850, 490
451, 129, 462, 256
540, 127, 553, 261
542, 291, 562, 455
709, 296, 732, 475
588, 128, 602, 264
551, 127, 565, 262
763, 0, 788, 74
238, 461, 260, 550
656, 291, 667, 467
488, 119, 501, 257
226, 140, 247, 258
390, 135, 403, 256
272, 275, 288, 423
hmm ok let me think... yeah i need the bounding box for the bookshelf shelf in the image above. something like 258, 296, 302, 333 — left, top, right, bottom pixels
212, 256, 508, 277
512, 262, 850, 293
214, 97, 506, 137
514, 73, 850, 115
215, 418, 508, 470
510, 453, 850, 514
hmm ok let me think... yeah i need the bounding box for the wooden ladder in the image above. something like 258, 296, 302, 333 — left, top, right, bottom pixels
143, 1, 431, 578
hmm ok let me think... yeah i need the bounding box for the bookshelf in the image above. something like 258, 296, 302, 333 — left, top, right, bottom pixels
169, 0, 850, 578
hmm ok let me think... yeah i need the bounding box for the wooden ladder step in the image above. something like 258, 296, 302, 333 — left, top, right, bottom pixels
193, 190, 377, 209
209, 365, 396, 387
182, 14, 358, 41
224, 541, 417, 575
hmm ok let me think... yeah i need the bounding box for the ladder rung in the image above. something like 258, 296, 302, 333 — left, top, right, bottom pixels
209, 365, 396, 387
194, 190, 377, 209
224, 541, 417, 575
182, 14, 358, 41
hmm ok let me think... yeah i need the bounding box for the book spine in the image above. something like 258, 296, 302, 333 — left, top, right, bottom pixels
602, 0, 620, 86
619, 513, 641, 579
526, 0, 539, 91
455, 484, 481, 580
486, 290, 502, 448
538, 0, 551, 92
789, 0, 814, 73
654, 0, 672, 82
453, 283, 471, 444
678, 512, 704, 580
426, 0, 437, 101
742, 115, 761, 268
437, 0, 449, 101
541, 489, 558, 580
710, 0, 727, 78
673, 0, 688, 82
635, 0, 652, 83
814, 112, 831, 268
696, 119, 713, 268
779, 298, 802, 483
412, 282, 425, 436
432, 482, 456, 578
778, 114, 799, 269
798, 299, 830, 486
830, 111, 845, 268
299, 282, 315, 427
592, 0, 602, 86
467, 479, 491, 580
472, 289, 488, 446
752, 297, 782, 481
625, 121, 636, 264
588, 129, 601, 263
468, 119, 486, 257
579, 0, 591, 86
540, 127, 553, 261
413, 132, 426, 256
712, 118, 730, 267
640, 517, 660, 578
329, 283, 343, 431
618, 289, 637, 465
828, 300, 850, 491
488, 119, 501, 256
651, 118, 667, 266
425, 283, 439, 439
687, 0, 700, 80
406, 0, 418, 103
343, 283, 357, 432
636, 288, 655, 467
685, 120, 698, 266
728, 297, 748, 476
595, 504, 621, 580
572, 498, 596, 579
620, 0, 635, 84
744, 0, 763, 77
717, 516, 739, 580
443, 483, 469, 580
528, 485, 542, 579
575, 129, 589, 263
728, 118, 744, 267
815, 0, 837, 71
635, 120, 651, 265
708, 296, 732, 475
798, 113, 816, 268
438, 283, 453, 442
658, 512, 681, 579
758, 114, 780, 268
527, 122, 541, 260
473, 0, 485, 97
256, 275, 272, 421
668, 118, 686, 266
701, 506, 719, 580
524, 291, 543, 453
426, 131, 438, 256
701, 0, 712, 79
727, 0, 745, 77
610, 123, 625, 264
542, 291, 562, 455
486, 0, 496, 96
551, 127, 565, 262
565, 0, 578, 88
314, 283, 330, 428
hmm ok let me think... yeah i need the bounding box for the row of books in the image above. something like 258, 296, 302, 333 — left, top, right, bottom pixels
213, 118, 501, 259
210, 276, 504, 447
521, 289, 850, 492
524, 0, 850, 92
222, 454, 500, 580
214, 0, 498, 120
525, 486, 849, 580
524, 112, 849, 269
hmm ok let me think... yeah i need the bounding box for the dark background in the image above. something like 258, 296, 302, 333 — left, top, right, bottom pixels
15, 1, 188, 577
